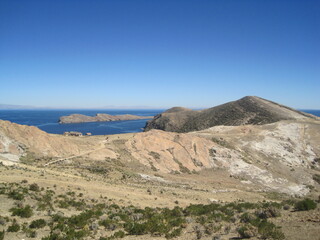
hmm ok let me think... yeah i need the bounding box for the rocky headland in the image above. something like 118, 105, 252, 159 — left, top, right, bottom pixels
144, 96, 317, 132
59, 113, 153, 124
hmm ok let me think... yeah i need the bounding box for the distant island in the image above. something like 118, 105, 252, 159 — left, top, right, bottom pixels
59, 113, 154, 124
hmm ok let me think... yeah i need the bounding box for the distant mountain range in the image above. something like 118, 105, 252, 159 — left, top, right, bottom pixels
0, 104, 39, 110
0, 104, 164, 110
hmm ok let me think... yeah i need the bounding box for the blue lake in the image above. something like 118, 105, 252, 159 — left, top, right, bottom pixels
0, 109, 163, 135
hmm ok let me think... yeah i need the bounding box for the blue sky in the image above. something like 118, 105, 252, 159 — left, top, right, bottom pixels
0, 0, 319, 109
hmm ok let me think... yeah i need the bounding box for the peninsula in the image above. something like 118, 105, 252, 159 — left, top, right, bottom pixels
59, 113, 154, 124
145, 96, 317, 132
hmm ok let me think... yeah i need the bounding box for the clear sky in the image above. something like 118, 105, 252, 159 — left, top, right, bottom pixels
0, 0, 319, 109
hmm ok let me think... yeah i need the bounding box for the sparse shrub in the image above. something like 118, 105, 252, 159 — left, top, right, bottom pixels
19, 151, 36, 164
27, 230, 37, 238
68, 210, 95, 228
0, 216, 6, 225
258, 220, 285, 240
66, 191, 75, 196
0, 230, 4, 240
29, 183, 40, 192
7, 223, 20, 232
113, 230, 126, 238
165, 227, 182, 239
99, 219, 118, 230
88, 166, 108, 174
283, 205, 290, 210
125, 222, 147, 235
256, 207, 281, 219
42, 233, 60, 240
237, 224, 258, 238
149, 151, 160, 160
294, 198, 317, 211
8, 190, 24, 200
10, 205, 33, 218
37, 190, 54, 211
240, 212, 256, 223
211, 137, 232, 148
209, 148, 216, 157
313, 174, 320, 184
281, 199, 296, 206
56, 197, 86, 210
30, 219, 46, 228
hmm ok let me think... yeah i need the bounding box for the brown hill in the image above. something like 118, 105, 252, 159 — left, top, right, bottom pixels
144, 96, 316, 132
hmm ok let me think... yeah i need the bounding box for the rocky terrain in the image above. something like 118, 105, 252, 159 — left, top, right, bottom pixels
59, 113, 153, 124
144, 96, 317, 132
0, 96, 320, 239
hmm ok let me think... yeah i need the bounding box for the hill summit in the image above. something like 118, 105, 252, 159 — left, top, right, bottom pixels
144, 96, 315, 132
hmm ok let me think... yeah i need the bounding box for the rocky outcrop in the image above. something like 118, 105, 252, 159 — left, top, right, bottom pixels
125, 130, 216, 173
127, 120, 320, 195
59, 113, 153, 124
144, 96, 316, 133
0, 120, 103, 162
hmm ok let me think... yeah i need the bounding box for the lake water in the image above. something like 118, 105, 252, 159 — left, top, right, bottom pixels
0, 109, 318, 136
0, 109, 163, 135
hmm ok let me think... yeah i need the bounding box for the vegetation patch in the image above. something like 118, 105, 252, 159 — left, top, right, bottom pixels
29, 219, 46, 228
7, 222, 20, 232
294, 198, 317, 211
0, 181, 314, 240
10, 205, 33, 218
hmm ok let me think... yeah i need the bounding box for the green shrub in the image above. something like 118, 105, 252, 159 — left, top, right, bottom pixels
7, 223, 20, 232
30, 219, 46, 228
0, 230, 4, 240
237, 224, 257, 238
8, 190, 24, 200
42, 233, 60, 240
57, 198, 86, 210
258, 220, 285, 240
29, 183, 40, 192
37, 190, 54, 211
68, 210, 96, 228
26, 230, 37, 238
240, 212, 256, 223
10, 205, 33, 218
113, 230, 125, 238
165, 228, 182, 239
125, 222, 147, 235
295, 198, 317, 211
99, 219, 118, 230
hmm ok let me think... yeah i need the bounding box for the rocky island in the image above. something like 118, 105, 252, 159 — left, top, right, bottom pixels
59, 113, 153, 124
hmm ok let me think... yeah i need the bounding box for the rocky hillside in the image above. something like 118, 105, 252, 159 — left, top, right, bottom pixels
144, 96, 316, 132
0, 120, 112, 163
0, 118, 320, 240
1, 117, 319, 197
59, 113, 153, 124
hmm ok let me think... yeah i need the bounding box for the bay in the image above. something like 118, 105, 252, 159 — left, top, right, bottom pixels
0, 109, 163, 135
